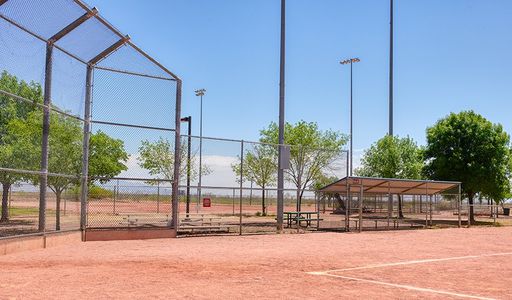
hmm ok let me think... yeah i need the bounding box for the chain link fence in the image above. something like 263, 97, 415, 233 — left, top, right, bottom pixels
173, 136, 348, 235
0, 0, 181, 237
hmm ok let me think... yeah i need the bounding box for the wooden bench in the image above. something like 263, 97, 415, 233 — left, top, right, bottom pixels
179, 225, 235, 233
178, 214, 235, 233
119, 214, 169, 227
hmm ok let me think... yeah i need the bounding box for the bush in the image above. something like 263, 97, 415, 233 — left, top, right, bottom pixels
88, 185, 114, 199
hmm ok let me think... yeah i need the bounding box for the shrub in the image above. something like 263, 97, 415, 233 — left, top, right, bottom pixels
88, 185, 114, 199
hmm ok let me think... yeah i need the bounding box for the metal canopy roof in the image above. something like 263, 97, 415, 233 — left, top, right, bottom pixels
320, 176, 460, 195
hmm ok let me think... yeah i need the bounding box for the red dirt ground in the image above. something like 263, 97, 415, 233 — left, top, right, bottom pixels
0, 227, 511, 299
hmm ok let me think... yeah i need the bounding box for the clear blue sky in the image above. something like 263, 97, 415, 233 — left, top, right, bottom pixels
88, 0, 512, 154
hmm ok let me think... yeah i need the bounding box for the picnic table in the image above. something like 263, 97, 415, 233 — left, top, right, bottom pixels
283, 211, 322, 228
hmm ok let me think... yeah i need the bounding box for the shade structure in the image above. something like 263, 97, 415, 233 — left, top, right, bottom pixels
320, 176, 460, 195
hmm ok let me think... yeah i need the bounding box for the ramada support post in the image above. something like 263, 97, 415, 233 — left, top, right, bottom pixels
458, 184, 462, 228
359, 183, 363, 233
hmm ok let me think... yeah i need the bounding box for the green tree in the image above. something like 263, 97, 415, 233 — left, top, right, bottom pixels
232, 144, 276, 215
9, 113, 128, 229
260, 121, 347, 210
356, 135, 424, 218
310, 174, 340, 213
0, 71, 43, 222
89, 130, 129, 183
9, 111, 82, 229
424, 111, 512, 223
138, 137, 209, 183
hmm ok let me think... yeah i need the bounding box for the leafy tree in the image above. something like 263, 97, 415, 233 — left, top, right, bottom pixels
89, 130, 129, 183
424, 111, 512, 223
355, 135, 424, 218
0, 71, 43, 222
310, 174, 340, 213
138, 137, 209, 183
260, 120, 347, 210
232, 144, 276, 215
9, 111, 82, 229
10, 113, 128, 229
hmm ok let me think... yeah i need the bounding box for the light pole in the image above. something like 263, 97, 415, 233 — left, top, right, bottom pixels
340, 57, 360, 176
195, 89, 206, 212
277, 0, 286, 232
389, 0, 394, 136
180, 116, 192, 217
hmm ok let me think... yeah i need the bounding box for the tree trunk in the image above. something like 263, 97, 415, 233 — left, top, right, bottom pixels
261, 187, 266, 216
468, 193, 475, 225
56, 189, 62, 231
334, 193, 346, 212
1, 182, 11, 222
398, 194, 404, 219
296, 188, 300, 212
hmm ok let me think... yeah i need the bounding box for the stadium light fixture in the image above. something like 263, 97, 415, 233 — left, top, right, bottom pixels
340, 57, 360, 176
195, 88, 206, 213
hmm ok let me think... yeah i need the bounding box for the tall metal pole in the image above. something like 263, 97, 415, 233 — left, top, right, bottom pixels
186, 117, 191, 216
172, 79, 183, 234
39, 41, 53, 232
195, 89, 205, 213
349, 61, 353, 176
340, 58, 359, 175
239, 140, 244, 235
389, 0, 394, 136
199, 94, 202, 208
277, 0, 286, 232
80, 64, 93, 231
181, 116, 192, 217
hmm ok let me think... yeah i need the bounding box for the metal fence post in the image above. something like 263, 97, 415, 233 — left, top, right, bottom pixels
346, 183, 350, 232
80, 64, 93, 230
249, 181, 253, 205
359, 183, 363, 233
171, 79, 182, 234
232, 188, 235, 216
239, 140, 244, 235
387, 181, 391, 229
157, 181, 160, 214
113, 179, 118, 214
458, 191, 461, 228
493, 203, 497, 225
429, 194, 433, 227
38, 41, 54, 233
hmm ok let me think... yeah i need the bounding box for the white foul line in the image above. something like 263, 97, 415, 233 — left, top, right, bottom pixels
306, 252, 512, 300
315, 252, 512, 273
311, 272, 496, 300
